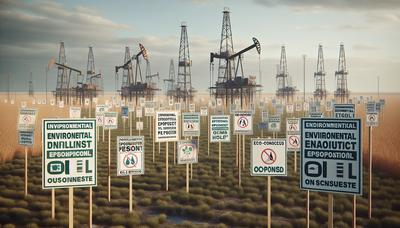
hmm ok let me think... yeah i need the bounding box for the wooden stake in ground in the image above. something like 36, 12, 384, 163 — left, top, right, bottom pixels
129, 111, 132, 136
243, 135, 245, 169
207, 115, 210, 156
166, 142, 169, 191
129, 175, 133, 213
236, 135, 238, 167
353, 195, 356, 228
108, 129, 111, 202
368, 126, 373, 218
186, 163, 189, 193
153, 116, 155, 162
328, 193, 333, 228
218, 142, 221, 177
89, 187, 92, 228
267, 176, 271, 228
306, 190, 310, 228
24, 146, 28, 196
174, 142, 176, 165
238, 135, 241, 187
294, 151, 297, 173
69, 187, 74, 228
51, 189, 55, 219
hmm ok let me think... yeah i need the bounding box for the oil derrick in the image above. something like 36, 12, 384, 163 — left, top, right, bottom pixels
75, 46, 102, 104
276, 45, 296, 102
334, 43, 349, 103
115, 43, 152, 104
314, 44, 327, 101
164, 59, 176, 97
209, 8, 261, 109
28, 72, 34, 97
176, 22, 195, 106
52, 42, 82, 103
145, 60, 159, 101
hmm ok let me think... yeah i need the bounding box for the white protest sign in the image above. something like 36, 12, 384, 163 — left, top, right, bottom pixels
189, 104, 195, 112
103, 112, 118, 130
286, 104, 294, 114
334, 104, 355, 119
84, 98, 90, 106
366, 112, 378, 127
42, 119, 96, 188
58, 101, 64, 108
268, 115, 281, 132
303, 102, 309, 112
182, 113, 200, 137
251, 138, 287, 176
50, 99, 55, 106
136, 107, 143, 118
69, 106, 81, 119
210, 115, 230, 143
136, 121, 143, 130
18, 108, 37, 131
19, 131, 34, 146
145, 107, 155, 117
301, 118, 362, 195
177, 140, 198, 164
95, 104, 108, 127
155, 111, 179, 142
286, 118, 300, 151
117, 136, 144, 176
233, 111, 253, 135
295, 103, 302, 112
200, 107, 208, 116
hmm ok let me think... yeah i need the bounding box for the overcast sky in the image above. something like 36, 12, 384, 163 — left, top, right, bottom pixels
0, 0, 399, 93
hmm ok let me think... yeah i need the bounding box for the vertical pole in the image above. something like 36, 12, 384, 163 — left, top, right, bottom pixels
239, 135, 242, 188
130, 112, 132, 136
174, 142, 176, 165
303, 55, 306, 103
294, 151, 297, 173
102, 125, 104, 142
166, 142, 169, 191
69, 187, 74, 228
218, 142, 221, 177
159, 142, 161, 154
190, 163, 193, 179
236, 135, 238, 167
243, 135, 245, 169
306, 190, 310, 228
261, 129, 263, 138
153, 116, 155, 162
368, 126, 373, 218
353, 195, 356, 228
51, 189, 55, 219
207, 115, 210, 156
24, 146, 28, 196
89, 187, 92, 228
267, 176, 271, 228
108, 129, 111, 202
328, 193, 333, 228
186, 163, 189, 193
129, 175, 132, 213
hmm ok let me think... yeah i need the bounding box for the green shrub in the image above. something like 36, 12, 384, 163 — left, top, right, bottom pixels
145, 215, 159, 228
382, 216, 400, 227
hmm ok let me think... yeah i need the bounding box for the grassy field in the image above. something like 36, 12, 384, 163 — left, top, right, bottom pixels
0, 94, 399, 227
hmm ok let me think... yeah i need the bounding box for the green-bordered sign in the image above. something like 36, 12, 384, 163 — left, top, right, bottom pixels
42, 119, 96, 189
182, 113, 200, 137
117, 136, 144, 176
177, 140, 198, 164
250, 138, 287, 176
210, 115, 230, 142
104, 112, 118, 129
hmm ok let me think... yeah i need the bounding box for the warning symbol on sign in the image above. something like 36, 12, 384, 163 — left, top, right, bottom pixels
237, 117, 249, 128
186, 121, 194, 130
261, 148, 276, 165
289, 136, 299, 147
288, 124, 297, 131
123, 154, 138, 168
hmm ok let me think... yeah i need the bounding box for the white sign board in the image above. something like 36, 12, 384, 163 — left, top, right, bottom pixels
200, 107, 208, 116
334, 104, 355, 119
286, 104, 294, 114
286, 118, 300, 151
42, 119, 96, 188
155, 111, 179, 142
268, 115, 281, 132
210, 115, 230, 143
69, 106, 81, 119
136, 121, 143, 130
18, 108, 37, 131
366, 112, 379, 127
177, 140, 198, 164
103, 112, 118, 130
117, 136, 144, 176
301, 118, 362, 195
233, 111, 253, 135
182, 113, 200, 137
136, 107, 143, 118
251, 139, 287, 176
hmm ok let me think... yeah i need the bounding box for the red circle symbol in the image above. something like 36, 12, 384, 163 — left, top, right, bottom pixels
289, 136, 299, 147
237, 117, 248, 128
289, 124, 297, 131
261, 148, 276, 165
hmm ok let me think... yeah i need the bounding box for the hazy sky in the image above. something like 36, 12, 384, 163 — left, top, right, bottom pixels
0, 0, 399, 93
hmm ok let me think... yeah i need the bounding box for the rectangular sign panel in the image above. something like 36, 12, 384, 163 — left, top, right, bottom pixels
42, 119, 96, 189
334, 104, 355, 119
366, 112, 379, 127
286, 118, 300, 151
182, 113, 200, 137
301, 118, 362, 195
200, 107, 208, 116
117, 136, 144, 176
69, 106, 81, 119
250, 138, 287, 176
233, 111, 253, 135
210, 115, 230, 143
177, 140, 198, 164
18, 108, 37, 131
268, 115, 281, 132
155, 111, 179, 142
19, 131, 34, 146
103, 112, 118, 129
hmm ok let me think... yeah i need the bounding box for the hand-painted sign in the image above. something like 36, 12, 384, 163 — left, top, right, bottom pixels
117, 136, 144, 176
155, 111, 179, 142
210, 115, 230, 142
251, 138, 287, 176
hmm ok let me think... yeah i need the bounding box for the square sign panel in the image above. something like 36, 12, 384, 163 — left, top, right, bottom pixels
177, 140, 198, 164
182, 113, 200, 137
210, 115, 230, 143
301, 118, 362, 195
117, 136, 144, 176
251, 138, 287, 176
42, 119, 96, 189
156, 111, 179, 142
233, 111, 253, 135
